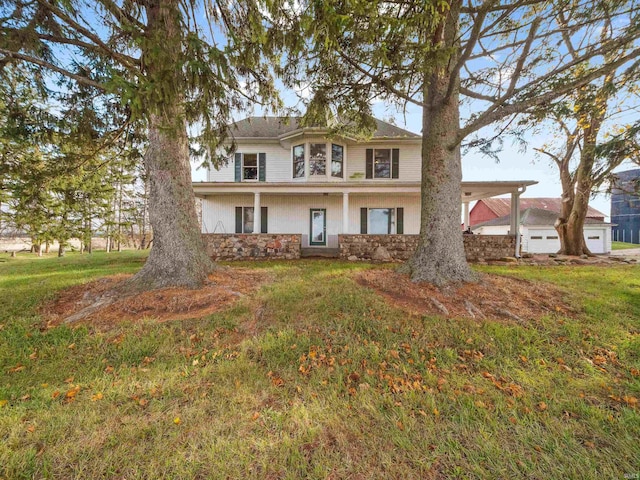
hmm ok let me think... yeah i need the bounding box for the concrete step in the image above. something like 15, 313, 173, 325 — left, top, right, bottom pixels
300, 247, 340, 258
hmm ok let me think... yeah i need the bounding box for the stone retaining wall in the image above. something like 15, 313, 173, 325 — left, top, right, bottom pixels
338, 234, 517, 262
202, 234, 301, 260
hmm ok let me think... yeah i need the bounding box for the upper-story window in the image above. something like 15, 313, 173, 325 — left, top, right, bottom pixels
310, 144, 326, 176
243, 153, 258, 180
366, 148, 399, 179
374, 149, 391, 178
331, 144, 343, 178
292, 142, 345, 180
293, 145, 305, 178
234, 152, 266, 182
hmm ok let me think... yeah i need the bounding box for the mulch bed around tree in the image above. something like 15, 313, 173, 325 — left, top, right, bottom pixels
41, 267, 270, 330
355, 269, 576, 323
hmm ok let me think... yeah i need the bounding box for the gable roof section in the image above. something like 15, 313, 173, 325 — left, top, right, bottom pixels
477, 197, 605, 219
230, 116, 420, 139
473, 207, 609, 228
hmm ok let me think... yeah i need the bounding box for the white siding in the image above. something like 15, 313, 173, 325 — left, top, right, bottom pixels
346, 143, 422, 182
207, 138, 422, 183
208, 143, 290, 182
201, 193, 421, 246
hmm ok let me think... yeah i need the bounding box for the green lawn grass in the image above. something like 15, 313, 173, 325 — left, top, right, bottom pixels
612, 241, 640, 250
1, 252, 639, 479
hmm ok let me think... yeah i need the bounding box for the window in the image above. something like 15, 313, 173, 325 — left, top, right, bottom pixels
587, 236, 600, 240
361, 207, 403, 234
242, 207, 254, 233
309, 143, 326, 175
530, 236, 543, 240
331, 144, 344, 178
374, 149, 391, 178
293, 144, 305, 178
243, 154, 258, 181
369, 208, 396, 234
235, 206, 268, 233
546, 235, 558, 240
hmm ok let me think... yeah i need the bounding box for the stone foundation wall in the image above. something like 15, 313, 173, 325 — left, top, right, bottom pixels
202, 234, 301, 260
463, 234, 517, 261
338, 234, 517, 262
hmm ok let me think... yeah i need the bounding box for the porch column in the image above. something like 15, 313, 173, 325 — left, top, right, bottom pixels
511, 191, 522, 257
253, 192, 261, 233
342, 192, 349, 233
463, 201, 470, 229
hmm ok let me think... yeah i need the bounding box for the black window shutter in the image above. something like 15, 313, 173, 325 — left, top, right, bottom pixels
360, 208, 368, 234
396, 207, 404, 234
234, 153, 242, 182
365, 149, 373, 179
235, 207, 243, 233
261, 207, 268, 233
258, 153, 266, 182
392, 149, 399, 179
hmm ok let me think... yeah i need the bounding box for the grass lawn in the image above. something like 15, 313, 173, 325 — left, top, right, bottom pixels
612, 241, 640, 250
1, 252, 639, 479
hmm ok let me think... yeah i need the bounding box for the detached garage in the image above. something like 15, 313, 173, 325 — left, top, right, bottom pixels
472, 208, 612, 254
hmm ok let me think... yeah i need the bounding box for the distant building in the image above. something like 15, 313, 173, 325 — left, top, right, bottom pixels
472, 207, 612, 254
611, 169, 640, 244
469, 197, 605, 226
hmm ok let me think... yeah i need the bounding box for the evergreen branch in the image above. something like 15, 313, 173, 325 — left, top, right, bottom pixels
33, 32, 140, 68
34, 0, 139, 70
98, 0, 146, 31
0, 48, 108, 91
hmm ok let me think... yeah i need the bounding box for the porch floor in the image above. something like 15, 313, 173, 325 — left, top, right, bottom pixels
300, 247, 340, 258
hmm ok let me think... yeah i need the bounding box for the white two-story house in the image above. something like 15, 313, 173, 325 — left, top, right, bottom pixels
193, 116, 536, 258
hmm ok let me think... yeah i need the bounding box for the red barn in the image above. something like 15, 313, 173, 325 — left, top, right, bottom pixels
469, 197, 605, 226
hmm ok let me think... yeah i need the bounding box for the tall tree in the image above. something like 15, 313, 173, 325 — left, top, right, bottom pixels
531, 11, 640, 255
283, 0, 640, 284
1, 0, 281, 289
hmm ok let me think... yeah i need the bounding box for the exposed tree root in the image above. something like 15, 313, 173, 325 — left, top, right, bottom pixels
355, 269, 576, 324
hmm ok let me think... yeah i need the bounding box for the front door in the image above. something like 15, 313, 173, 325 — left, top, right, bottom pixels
310, 209, 327, 246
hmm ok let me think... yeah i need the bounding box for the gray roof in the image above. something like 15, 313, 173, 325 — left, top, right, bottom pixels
230, 116, 420, 139
473, 208, 609, 228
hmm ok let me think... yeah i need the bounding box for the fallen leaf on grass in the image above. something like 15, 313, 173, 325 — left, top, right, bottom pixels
173, 417, 181, 425
91, 392, 103, 402
0, 399, 7, 407
251, 412, 260, 421
26, 425, 35, 433
537, 402, 548, 411
51, 391, 60, 399
396, 421, 404, 430
65, 386, 80, 400
8, 364, 25, 373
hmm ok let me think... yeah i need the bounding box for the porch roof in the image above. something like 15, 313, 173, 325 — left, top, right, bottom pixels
192, 180, 537, 201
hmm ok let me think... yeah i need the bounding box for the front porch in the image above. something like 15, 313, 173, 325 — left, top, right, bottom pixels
195, 180, 536, 257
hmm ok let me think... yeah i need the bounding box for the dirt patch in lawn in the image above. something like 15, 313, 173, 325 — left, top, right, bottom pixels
41, 267, 270, 330
355, 269, 575, 323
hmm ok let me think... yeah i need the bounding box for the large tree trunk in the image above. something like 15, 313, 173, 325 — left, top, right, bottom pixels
402, 2, 474, 285
556, 133, 598, 256
125, 112, 214, 290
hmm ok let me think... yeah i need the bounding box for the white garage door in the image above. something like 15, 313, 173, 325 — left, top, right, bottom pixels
527, 228, 607, 254
584, 229, 606, 254
527, 229, 560, 253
